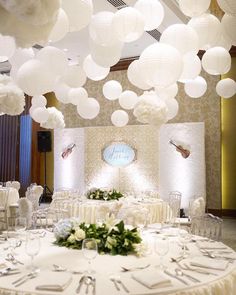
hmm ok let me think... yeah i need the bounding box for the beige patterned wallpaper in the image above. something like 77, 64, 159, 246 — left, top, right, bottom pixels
59, 71, 221, 209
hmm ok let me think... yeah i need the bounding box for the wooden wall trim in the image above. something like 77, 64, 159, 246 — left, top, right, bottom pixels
207, 208, 236, 218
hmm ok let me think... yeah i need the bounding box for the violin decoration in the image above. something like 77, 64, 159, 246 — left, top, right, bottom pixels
61, 143, 76, 159
169, 140, 190, 159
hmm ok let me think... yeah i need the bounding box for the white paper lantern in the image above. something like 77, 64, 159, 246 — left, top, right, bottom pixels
134, 0, 164, 31
155, 83, 178, 100
111, 110, 129, 127
212, 26, 233, 51
103, 80, 122, 100
179, 0, 211, 17
221, 14, 236, 45
61, 65, 87, 87
31, 107, 49, 123
9, 48, 34, 68
127, 60, 151, 90
160, 24, 199, 56
49, 8, 69, 42
217, 0, 236, 16
188, 13, 221, 50
178, 54, 201, 82
37, 46, 68, 77
0, 35, 16, 62
165, 98, 179, 120
112, 7, 145, 43
61, 0, 93, 32
54, 83, 71, 103
83, 55, 109, 81
29, 106, 37, 117
31, 95, 47, 107
139, 42, 183, 87
216, 78, 236, 98
69, 87, 88, 105
89, 11, 118, 46
202, 47, 231, 75
119, 91, 139, 110
9, 66, 18, 83
77, 97, 100, 119
17, 59, 56, 96
184, 76, 207, 98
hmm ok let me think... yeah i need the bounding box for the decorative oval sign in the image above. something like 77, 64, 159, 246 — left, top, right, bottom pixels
102, 142, 136, 167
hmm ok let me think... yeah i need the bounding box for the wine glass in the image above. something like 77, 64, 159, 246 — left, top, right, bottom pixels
82, 238, 98, 274
179, 230, 191, 258
25, 232, 41, 270
154, 236, 169, 269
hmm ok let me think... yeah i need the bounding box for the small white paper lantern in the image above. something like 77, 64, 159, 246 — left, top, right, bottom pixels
112, 7, 145, 43
111, 110, 129, 127
9, 48, 35, 68
77, 97, 100, 119
216, 78, 236, 98
61, 0, 93, 32
184, 76, 207, 98
139, 42, 183, 87
155, 83, 178, 100
221, 14, 236, 45
69, 87, 88, 105
188, 13, 221, 50
54, 83, 71, 103
17, 59, 56, 96
217, 0, 236, 16
165, 98, 179, 120
202, 47, 231, 75
37, 46, 68, 76
62, 65, 87, 88
103, 80, 122, 100
119, 90, 139, 110
31, 95, 47, 107
83, 55, 110, 81
160, 24, 199, 56
127, 60, 151, 90
31, 107, 49, 123
179, 0, 211, 17
178, 54, 201, 82
134, 0, 164, 31
49, 8, 69, 42
0, 35, 16, 62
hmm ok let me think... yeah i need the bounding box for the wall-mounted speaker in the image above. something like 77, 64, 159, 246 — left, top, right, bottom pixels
37, 131, 52, 152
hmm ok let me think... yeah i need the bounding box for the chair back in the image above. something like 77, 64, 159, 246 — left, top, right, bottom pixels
26, 185, 43, 211
188, 196, 205, 219
168, 191, 182, 220
6, 181, 20, 191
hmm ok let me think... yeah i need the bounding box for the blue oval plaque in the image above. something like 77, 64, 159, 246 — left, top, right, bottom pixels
102, 142, 136, 167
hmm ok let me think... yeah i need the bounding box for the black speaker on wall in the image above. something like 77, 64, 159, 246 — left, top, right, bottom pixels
37, 131, 52, 152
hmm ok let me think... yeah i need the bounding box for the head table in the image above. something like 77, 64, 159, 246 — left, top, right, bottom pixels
0, 228, 236, 295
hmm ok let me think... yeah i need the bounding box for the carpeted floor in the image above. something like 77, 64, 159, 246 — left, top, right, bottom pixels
222, 218, 236, 251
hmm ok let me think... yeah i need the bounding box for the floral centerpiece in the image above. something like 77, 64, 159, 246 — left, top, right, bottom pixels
86, 188, 124, 201
54, 216, 143, 256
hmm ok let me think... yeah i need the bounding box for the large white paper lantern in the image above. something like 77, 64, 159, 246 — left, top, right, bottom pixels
178, 54, 201, 82
54, 83, 71, 104
202, 47, 231, 75
179, 0, 211, 17
61, 65, 87, 88
112, 7, 145, 43
31, 95, 47, 107
9, 48, 34, 68
119, 91, 139, 110
0, 35, 16, 62
217, 0, 236, 16
77, 97, 100, 119
155, 83, 178, 100
160, 24, 199, 56
127, 60, 151, 90
188, 14, 221, 50
134, 0, 164, 31
216, 78, 236, 98
31, 107, 49, 123
165, 98, 179, 120
17, 59, 56, 96
111, 110, 129, 127
49, 8, 69, 42
69, 87, 88, 105
83, 55, 109, 81
139, 42, 183, 87
212, 26, 233, 51
103, 80, 122, 100
61, 0, 93, 32
184, 76, 207, 98
221, 14, 236, 45
37, 46, 68, 76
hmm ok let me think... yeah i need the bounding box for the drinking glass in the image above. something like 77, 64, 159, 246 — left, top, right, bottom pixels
179, 230, 191, 258
154, 236, 169, 269
25, 232, 41, 270
82, 238, 98, 274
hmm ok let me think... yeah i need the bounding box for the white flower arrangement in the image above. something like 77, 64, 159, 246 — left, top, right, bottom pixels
40, 106, 65, 129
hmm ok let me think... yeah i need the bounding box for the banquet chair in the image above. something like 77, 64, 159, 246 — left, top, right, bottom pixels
6, 181, 20, 191
26, 185, 43, 211
18, 197, 33, 228
168, 191, 182, 222
190, 213, 223, 240
0, 188, 9, 231
188, 196, 206, 219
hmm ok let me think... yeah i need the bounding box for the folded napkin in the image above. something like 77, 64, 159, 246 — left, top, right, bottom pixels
189, 256, 229, 271
35, 271, 72, 291
122, 260, 150, 270
197, 241, 227, 250
132, 269, 171, 289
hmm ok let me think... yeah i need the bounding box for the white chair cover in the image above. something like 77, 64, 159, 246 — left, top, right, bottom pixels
6, 181, 20, 191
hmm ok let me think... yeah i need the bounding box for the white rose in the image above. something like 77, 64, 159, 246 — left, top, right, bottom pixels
67, 234, 76, 243
74, 228, 86, 241
105, 236, 117, 249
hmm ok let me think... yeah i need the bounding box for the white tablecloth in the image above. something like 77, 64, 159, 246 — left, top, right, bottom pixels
0, 231, 236, 295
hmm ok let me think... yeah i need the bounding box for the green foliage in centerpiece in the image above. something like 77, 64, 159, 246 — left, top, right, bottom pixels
53, 217, 143, 256
86, 188, 124, 201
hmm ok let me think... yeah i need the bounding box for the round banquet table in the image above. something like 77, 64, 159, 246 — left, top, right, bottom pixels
0, 230, 236, 295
